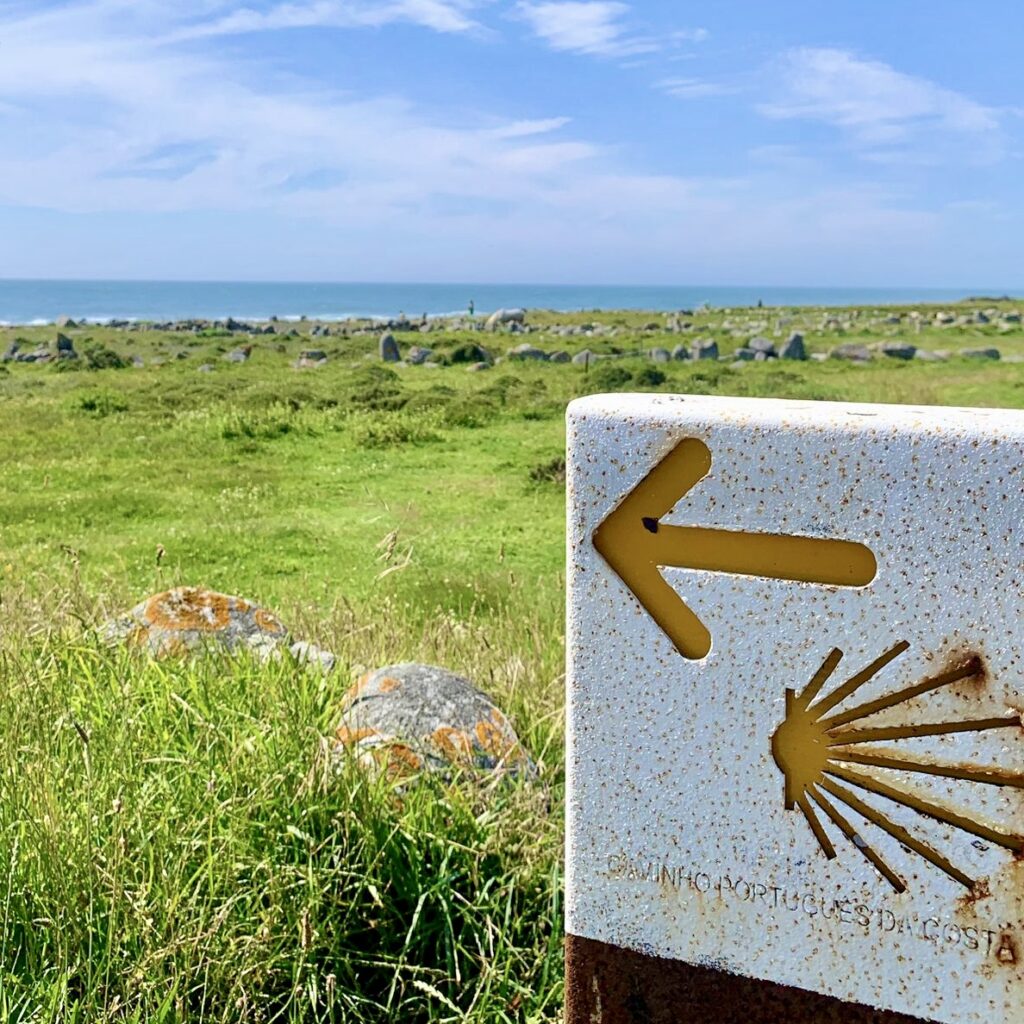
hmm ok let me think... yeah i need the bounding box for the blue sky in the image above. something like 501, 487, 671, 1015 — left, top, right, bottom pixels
0, 0, 1021, 284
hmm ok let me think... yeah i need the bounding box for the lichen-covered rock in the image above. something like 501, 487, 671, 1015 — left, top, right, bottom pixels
334, 663, 533, 779
101, 586, 290, 658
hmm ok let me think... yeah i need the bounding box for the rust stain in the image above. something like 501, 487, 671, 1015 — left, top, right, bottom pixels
995, 933, 1018, 966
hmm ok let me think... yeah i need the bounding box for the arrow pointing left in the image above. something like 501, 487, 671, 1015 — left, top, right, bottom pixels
593, 437, 877, 660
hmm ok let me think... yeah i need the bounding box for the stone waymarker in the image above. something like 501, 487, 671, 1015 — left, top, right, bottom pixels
566, 394, 1023, 1024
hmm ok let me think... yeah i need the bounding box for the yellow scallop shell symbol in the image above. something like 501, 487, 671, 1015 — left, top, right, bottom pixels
772, 642, 1023, 893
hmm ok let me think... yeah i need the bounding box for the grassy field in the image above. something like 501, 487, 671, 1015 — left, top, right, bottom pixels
2, 300, 1024, 1021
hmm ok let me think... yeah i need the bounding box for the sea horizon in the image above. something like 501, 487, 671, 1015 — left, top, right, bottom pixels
0, 278, 1019, 325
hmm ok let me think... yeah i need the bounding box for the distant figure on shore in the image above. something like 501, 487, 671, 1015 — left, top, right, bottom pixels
757, 298, 763, 308
468, 299, 475, 317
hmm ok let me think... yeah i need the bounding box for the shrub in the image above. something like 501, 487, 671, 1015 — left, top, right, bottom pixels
633, 366, 666, 387
347, 409, 441, 447
73, 390, 129, 416
587, 364, 632, 390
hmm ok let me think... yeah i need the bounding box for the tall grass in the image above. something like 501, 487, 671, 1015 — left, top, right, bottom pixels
0, 581, 564, 1023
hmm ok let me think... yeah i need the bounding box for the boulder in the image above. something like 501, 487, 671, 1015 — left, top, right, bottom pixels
333, 663, 533, 778
779, 332, 807, 361
733, 348, 755, 361
1002, 313, 1021, 324
914, 350, 948, 362
485, 308, 526, 332
55, 333, 78, 359
549, 350, 571, 363
101, 586, 290, 659
572, 349, 595, 366
295, 350, 327, 368
56, 315, 78, 328
379, 332, 400, 362
1, 341, 20, 362
748, 336, 775, 356
878, 342, 917, 360
507, 343, 548, 361
830, 343, 872, 362
406, 345, 433, 365
691, 339, 719, 361
963, 347, 1001, 360
671, 344, 690, 361
466, 361, 491, 372
224, 346, 252, 363
197, 363, 214, 372
648, 347, 671, 363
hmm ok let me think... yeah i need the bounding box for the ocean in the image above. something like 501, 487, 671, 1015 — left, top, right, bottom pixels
0, 279, 1014, 325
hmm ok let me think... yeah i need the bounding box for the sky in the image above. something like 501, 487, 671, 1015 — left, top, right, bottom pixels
0, 0, 1021, 285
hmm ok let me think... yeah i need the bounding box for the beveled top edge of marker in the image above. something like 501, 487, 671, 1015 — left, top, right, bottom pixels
566, 393, 1024, 435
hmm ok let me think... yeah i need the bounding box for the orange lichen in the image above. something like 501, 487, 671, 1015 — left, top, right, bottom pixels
431, 726, 474, 762
377, 676, 401, 693
145, 588, 231, 632
254, 608, 284, 634
342, 674, 372, 707
335, 725, 380, 746
372, 743, 423, 779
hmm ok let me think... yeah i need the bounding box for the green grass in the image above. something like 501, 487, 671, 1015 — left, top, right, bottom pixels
1, 299, 1024, 1021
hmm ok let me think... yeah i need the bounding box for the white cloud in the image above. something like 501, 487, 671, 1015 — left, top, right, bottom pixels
169, 0, 483, 41
760, 48, 1001, 156
658, 77, 733, 99
516, 1, 633, 55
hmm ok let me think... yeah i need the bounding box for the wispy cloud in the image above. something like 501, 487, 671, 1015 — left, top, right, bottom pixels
515, 1, 706, 59
760, 48, 1002, 160
658, 77, 733, 100
169, 0, 484, 41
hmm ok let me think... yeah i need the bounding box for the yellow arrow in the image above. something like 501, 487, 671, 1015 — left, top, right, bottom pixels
592, 438, 877, 660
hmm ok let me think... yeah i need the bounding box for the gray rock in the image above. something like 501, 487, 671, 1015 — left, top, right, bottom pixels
753, 351, 773, 362
56, 315, 78, 328
507, 343, 548, 361
779, 332, 807, 360
224, 346, 252, 363
572, 349, 595, 366
1, 341, 20, 362
962, 347, 1001, 360
466, 361, 491, 372
648, 347, 671, 363
101, 586, 290, 660
830, 343, 872, 362
691, 339, 719, 361
197, 363, 214, 372
290, 640, 336, 673
406, 345, 432, 365
1002, 313, 1021, 324
131, 356, 145, 368
748, 336, 775, 355
55, 333, 78, 359
879, 342, 917, 360
733, 348, 755, 361
975, 311, 990, 325
671, 344, 690, 361
485, 308, 526, 332
914, 350, 948, 362
334, 663, 533, 777
295, 349, 328, 368
549, 350, 571, 363
379, 332, 400, 362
